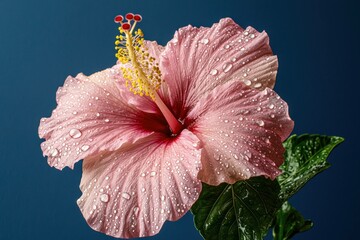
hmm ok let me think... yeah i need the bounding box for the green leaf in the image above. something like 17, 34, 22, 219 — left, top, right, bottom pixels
191, 177, 281, 240
278, 134, 344, 200
272, 201, 313, 240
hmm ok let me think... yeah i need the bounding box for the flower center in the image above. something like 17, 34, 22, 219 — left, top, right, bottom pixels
114, 13, 182, 135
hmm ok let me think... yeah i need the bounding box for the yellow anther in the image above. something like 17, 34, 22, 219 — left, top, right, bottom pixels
115, 26, 162, 101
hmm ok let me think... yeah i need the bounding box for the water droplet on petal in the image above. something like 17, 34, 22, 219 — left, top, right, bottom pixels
250, 34, 255, 38
233, 154, 239, 160
100, 193, 109, 203
150, 171, 157, 177
222, 63, 233, 73
133, 206, 139, 215
200, 38, 209, 44
256, 120, 265, 127
243, 79, 251, 86
51, 148, 59, 157
69, 129, 82, 139
192, 142, 201, 149
104, 119, 110, 123
231, 57, 237, 62
224, 44, 230, 49
121, 192, 131, 200
269, 104, 275, 109
243, 31, 249, 36
254, 83, 262, 88
210, 69, 218, 76
81, 145, 90, 151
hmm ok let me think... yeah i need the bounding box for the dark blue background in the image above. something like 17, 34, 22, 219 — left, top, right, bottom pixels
0, 0, 358, 239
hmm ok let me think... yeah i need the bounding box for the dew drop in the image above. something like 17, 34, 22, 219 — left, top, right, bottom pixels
72, 111, 77, 115
250, 34, 255, 38
81, 145, 90, 151
233, 154, 239, 160
100, 193, 109, 203
243, 79, 252, 86
104, 119, 110, 123
231, 57, 237, 62
133, 206, 139, 215
269, 104, 275, 109
69, 129, 82, 139
51, 148, 59, 157
222, 63, 233, 73
254, 83, 262, 88
243, 31, 249, 36
200, 38, 209, 44
150, 171, 157, 177
224, 44, 230, 49
210, 69, 218, 76
256, 120, 265, 127
121, 192, 131, 200
192, 142, 200, 149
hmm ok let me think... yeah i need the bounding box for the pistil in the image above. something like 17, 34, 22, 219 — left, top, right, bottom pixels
114, 13, 182, 135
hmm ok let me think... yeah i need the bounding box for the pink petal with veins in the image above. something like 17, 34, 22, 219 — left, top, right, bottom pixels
188, 80, 294, 185
77, 129, 202, 238
39, 67, 163, 170
160, 18, 278, 118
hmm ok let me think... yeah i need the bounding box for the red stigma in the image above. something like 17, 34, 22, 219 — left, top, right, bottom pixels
125, 13, 134, 20
114, 15, 123, 23
134, 14, 142, 22
121, 23, 131, 30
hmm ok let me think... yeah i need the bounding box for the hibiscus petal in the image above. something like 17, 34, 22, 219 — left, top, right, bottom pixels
39, 67, 159, 170
188, 80, 293, 185
77, 129, 202, 238
160, 18, 278, 117
145, 40, 164, 61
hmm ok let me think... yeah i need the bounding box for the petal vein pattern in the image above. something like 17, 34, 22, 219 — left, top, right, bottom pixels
188, 80, 294, 185
39, 67, 155, 170
77, 130, 202, 238
161, 18, 278, 117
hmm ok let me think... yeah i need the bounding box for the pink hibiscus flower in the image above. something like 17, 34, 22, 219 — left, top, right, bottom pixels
39, 15, 293, 238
